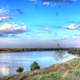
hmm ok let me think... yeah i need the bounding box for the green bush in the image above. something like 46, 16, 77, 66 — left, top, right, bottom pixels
16, 66, 24, 73
39, 74, 50, 80
65, 75, 72, 80
30, 61, 40, 71
51, 72, 62, 80
31, 77, 38, 80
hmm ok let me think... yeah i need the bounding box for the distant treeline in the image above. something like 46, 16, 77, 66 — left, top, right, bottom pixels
0, 48, 68, 52
68, 48, 80, 55
0, 48, 80, 55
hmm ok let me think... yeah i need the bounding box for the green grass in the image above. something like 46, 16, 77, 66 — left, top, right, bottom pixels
5, 58, 80, 80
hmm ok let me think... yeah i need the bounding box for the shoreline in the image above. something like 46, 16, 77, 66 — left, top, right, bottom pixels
0, 48, 78, 51
1, 57, 80, 80
0, 48, 79, 55
0, 48, 68, 53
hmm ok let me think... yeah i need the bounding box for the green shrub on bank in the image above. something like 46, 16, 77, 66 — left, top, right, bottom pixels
16, 66, 24, 73
30, 61, 40, 71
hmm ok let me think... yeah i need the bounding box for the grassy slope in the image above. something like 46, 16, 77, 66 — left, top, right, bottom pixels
3, 58, 80, 80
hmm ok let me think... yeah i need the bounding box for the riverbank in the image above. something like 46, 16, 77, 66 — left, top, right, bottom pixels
0, 48, 79, 52
2, 57, 80, 80
0, 48, 80, 56
0, 48, 68, 52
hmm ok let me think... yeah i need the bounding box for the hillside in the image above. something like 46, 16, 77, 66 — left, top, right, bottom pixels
2, 58, 80, 80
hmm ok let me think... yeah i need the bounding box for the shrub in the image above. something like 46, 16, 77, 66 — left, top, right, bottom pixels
30, 61, 40, 71
39, 74, 50, 80
31, 77, 38, 80
16, 66, 24, 73
51, 72, 62, 80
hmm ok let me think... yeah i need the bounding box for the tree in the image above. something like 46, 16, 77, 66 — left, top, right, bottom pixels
16, 66, 24, 73
30, 61, 40, 71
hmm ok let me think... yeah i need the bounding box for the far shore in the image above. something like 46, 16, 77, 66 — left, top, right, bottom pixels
0, 48, 69, 52
0, 48, 79, 55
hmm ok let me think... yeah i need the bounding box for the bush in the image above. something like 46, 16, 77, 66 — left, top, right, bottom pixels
16, 66, 24, 73
30, 61, 40, 71
51, 72, 62, 80
32, 77, 38, 80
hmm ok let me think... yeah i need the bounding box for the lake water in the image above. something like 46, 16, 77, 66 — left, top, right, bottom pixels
0, 51, 76, 77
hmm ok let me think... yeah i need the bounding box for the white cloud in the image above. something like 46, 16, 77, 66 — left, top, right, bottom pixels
0, 23, 28, 36
65, 23, 79, 30
75, 33, 80, 36
42, 1, 50, 6
42, 0, 75, 4
38, 25, 52, 32
0, 15, 10, 21
41, 26, 51, 32
74, 33, 80, 38
29, 0, 37, 2
0, 8, 9, 15
0, 8, 10, 21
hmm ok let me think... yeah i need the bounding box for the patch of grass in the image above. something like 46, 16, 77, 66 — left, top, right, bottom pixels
64, 73, 72, 80
4, 58, 80, 80
50, 72, 62, 80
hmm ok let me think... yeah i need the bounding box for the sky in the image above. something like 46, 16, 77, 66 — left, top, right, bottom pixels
0, 0, 80, 48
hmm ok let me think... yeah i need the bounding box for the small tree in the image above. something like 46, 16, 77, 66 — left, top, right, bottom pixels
16, 66, 24, 73
30, 61, 40, 71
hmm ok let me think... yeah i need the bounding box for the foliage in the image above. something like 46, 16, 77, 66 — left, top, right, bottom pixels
16, 66, 24, 73
3, 58, 80, 80
31, 77, 38, 80
51, 72, 62, 80
30, 61, 40, 71
64, 74, 72, 80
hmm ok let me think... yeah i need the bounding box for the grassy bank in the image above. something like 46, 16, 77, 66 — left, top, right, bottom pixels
2, 58, 80, 80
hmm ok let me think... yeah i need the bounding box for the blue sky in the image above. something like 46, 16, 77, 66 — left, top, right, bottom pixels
0, 0, 80, 48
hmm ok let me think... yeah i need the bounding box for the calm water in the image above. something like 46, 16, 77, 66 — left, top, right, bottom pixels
0, 51, 75, 77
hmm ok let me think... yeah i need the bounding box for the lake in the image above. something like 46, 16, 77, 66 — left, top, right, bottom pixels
0, 51, 76, 77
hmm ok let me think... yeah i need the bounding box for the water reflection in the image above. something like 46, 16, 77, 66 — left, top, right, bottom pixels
0, 51, 76, 77
0, 64, 9, 76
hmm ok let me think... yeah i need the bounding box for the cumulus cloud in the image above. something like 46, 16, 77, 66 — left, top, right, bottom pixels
41, 0, 75, 3
29, 0, 37, 1
28, 0, 75, 5
0, 8, 9, 15
75, 33, 80, 37
0, 15, 10, 21
65, 23, 79, 30
0, 23, 28, 37
0, 8, 11, 21
42, 1, 50, 6
41, 26, 51, 32
28, 0, 77, 6
28, 0, 37, 3
38, 25, 52, 32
